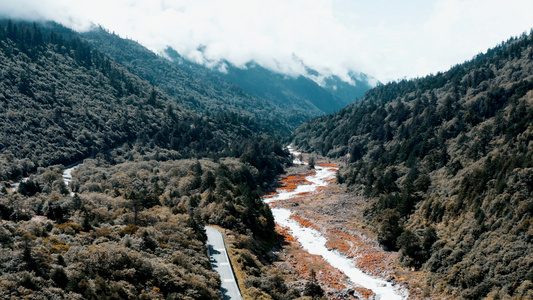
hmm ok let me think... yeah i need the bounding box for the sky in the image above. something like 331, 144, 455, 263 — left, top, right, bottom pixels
0, 0, 532, 83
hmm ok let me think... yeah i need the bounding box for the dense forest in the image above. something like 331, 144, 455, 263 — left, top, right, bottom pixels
79, 27, 294, 135
81, 27, 373, 132
3, 16, 533, 300
292, 31, 533, 299
0, 19, 300, 299
0, 19, 277, 182
0, 144, 292, 299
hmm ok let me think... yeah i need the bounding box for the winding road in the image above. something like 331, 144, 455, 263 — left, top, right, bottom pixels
205, 226, 243, 300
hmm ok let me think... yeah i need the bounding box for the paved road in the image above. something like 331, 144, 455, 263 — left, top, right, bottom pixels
205, 226, 243, 300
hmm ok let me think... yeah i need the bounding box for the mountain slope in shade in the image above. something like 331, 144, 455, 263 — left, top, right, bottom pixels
292, 32, 533, 299
321, 71, 378, 106
219, 63, 376, 113
164, 47, 376, 125
80, 27, 292, 134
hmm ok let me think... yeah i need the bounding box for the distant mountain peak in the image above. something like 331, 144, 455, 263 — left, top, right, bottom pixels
163, 46, 378, 89
162, 46, 376, 114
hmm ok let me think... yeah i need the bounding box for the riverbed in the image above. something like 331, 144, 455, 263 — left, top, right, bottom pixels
264, 150, 406, 299
8, 163, 80, 196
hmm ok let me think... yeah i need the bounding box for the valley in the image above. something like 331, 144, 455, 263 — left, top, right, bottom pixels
264, 152, 417, 299
0, 18, 532, 300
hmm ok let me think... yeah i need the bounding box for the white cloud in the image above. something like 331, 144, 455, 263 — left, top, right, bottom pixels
0, 0, 531, 82
413, 0, 533, 78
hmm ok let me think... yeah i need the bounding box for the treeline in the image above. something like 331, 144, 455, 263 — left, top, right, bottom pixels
292, 31, 533, 299
81, 27, 293, 135
0, 19, 277, 182
0, 19, 301, 299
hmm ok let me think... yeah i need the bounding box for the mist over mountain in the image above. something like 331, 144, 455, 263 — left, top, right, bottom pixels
77, 27, 375, 133
78, 27, 297, 133
164, 47, 376, 114
1, 14, 532, 299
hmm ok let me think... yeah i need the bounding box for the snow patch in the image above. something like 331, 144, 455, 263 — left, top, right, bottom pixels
272, 207, 405, 300
62, 165, 80, 196
265, 146, 407, 299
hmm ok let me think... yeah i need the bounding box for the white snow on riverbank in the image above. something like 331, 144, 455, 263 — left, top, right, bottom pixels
264, 164, 337, 203
287, 145, 307, 165
271, 207, 406, 299
7, 177, 28, 193
265, 146, 406, 299
8, 164, 80, 195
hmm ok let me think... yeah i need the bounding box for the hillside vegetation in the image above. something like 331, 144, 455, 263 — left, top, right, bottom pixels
0, 143, 290, 299
164, 52, 374, 120
80, 28, 293, 135
81, 27, 373, 132
292, 31, 533, 299
0, 19, 296, 299
0, 19, 273, 182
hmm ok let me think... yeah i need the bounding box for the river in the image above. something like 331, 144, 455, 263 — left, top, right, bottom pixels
62, 164, 80, 196
8, 163, 80, 196
264, 147, 406, 299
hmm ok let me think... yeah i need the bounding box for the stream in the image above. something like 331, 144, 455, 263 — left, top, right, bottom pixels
62, 164, 80, 196
8, 164, 80, 196
264, 147, 406, 299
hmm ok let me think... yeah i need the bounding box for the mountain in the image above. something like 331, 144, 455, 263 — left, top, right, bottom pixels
79, 27, 293, 135
211, 61, 375, 113
164, 47, 376, 125
0, 19, 295, 299
0, 20, 279, 182
292, 32, 533, 299
80, 27, 375, 132
321, 71, 377, 106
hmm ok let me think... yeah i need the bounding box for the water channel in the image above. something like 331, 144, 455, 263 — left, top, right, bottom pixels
264, 148, 406, 299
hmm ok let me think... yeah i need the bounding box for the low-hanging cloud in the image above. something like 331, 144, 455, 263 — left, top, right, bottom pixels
1, 0, 532, 82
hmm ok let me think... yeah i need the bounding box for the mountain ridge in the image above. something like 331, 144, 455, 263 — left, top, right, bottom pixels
291, 31, 533, 299
79, 26, 292, 133
79, 26, 376, 132
164, 46, 376, 115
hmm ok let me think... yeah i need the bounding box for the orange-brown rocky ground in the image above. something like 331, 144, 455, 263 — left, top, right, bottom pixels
263, 168, 315, 198
274, 225, 375, 299
268, 160, 428, 299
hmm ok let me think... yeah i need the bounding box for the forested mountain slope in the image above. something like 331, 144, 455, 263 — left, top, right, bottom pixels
292, 32, 533, 299
208, 63, 372, 113
164, 48, 375, 118
80, 27, 294, 134
80, 27, 373, 131
0, 20, 274, 181
0, 19, 294, 299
